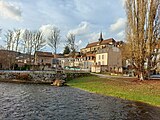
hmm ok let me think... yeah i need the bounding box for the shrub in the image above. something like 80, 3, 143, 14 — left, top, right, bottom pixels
16, 73, 31, 80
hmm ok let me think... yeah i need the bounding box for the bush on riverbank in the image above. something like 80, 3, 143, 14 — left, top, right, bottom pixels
68, 76, 160, 106
16, 73, 32, 80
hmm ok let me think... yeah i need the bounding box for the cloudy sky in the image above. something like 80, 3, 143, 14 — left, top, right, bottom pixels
0, 0, 126, 53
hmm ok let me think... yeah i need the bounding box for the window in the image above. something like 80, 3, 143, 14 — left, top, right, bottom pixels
102, 55, 104, 59
102, 61, 104, 65
99, 55, 101, 60
0, 63, 2, 69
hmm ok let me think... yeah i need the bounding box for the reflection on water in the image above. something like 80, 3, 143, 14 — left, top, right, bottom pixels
0, 82, 160, 120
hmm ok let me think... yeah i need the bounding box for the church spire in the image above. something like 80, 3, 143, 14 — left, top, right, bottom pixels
98, 32, 103, 42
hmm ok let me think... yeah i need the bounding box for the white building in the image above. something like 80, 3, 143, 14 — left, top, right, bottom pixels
92, 46, 122, 73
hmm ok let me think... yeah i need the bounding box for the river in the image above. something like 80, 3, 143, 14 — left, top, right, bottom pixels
0, 82, 160, 120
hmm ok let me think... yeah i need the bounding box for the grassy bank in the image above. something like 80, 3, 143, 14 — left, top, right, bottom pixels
68, 76, 160, 106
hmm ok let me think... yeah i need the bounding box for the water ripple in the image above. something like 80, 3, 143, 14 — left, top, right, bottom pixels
0, 82, 160, 120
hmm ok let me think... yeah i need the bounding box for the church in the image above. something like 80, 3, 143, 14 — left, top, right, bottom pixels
80, 33, 117, 54
76, 33, 123, 73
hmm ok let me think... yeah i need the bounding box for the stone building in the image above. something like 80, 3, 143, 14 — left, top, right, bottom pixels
0, 50, 18, 70
34, 51, 54, 70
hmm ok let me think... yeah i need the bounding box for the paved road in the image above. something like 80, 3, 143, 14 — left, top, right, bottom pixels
90, 73, 135, 79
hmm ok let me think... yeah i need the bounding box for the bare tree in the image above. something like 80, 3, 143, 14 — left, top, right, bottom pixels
14, 29, 21, 52
47, 27, 60, 54
32, 30, 46, 64
0, 28, 3, 50
66, 33, 77, 67
125, 0, 160, 80
4, 30, 14, 51
21, 29, 28, 53
22, 29, 34, 68
33, 31, 46, 52
0, 27, 2, 35
22, 29, 33, 54
67, 33, 77, 53
4, 29, 21, 52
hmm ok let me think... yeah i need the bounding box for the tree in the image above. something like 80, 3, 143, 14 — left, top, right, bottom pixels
22, 29, 33, 54
3, 29, 21, 70
14, 29, 21, 52
66, 33, 77, 54
32, 31, 46, 63
0, 28, 3, 50
63, 45, 70, 54
0, 27, 2, 35
5, 30, 14, 50
22, 29, 34, 67
0, 45, 4, 50
125, 0, 160, 80
4, 29, 21, 52
33, 31, 46, 52
66, 33, 77, 67
47, 27, 60, 54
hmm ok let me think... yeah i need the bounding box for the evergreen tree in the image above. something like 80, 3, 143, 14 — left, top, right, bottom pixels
63, 46, 70, 54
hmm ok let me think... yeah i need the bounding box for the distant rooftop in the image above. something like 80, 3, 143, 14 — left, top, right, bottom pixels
35, 51, 54, 57
86, 38, 116, 48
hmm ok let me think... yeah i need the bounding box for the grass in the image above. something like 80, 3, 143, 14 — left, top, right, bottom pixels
67, 75, 160, 106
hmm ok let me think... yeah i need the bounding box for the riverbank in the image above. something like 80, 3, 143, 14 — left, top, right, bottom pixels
68, 76, 160, 106
0, 71, 90, 84
0, 79, 52, 84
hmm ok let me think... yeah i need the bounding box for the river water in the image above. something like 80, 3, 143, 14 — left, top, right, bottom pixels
0, 82, 160, 120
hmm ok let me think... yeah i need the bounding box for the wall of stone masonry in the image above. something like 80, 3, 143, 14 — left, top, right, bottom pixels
0, 71, 90, 84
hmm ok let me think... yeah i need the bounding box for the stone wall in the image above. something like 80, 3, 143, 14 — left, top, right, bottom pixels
0, 71, 90, 84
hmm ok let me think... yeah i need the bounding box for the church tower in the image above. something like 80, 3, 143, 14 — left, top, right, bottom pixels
98, 32, 103, 42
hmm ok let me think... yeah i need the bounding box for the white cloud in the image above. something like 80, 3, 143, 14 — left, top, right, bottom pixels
117, 30, 124, 37
88, 32, 99, 43
76, 40, 82, 46
121, 0, 127, 6
116, 30, 125, 40
110, 18, 126, 32
68, 21, 90, 36
0, 0, 22, 21
87, 32, 107, 43
0, 0, 127, 52
39, 24, 58, 38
